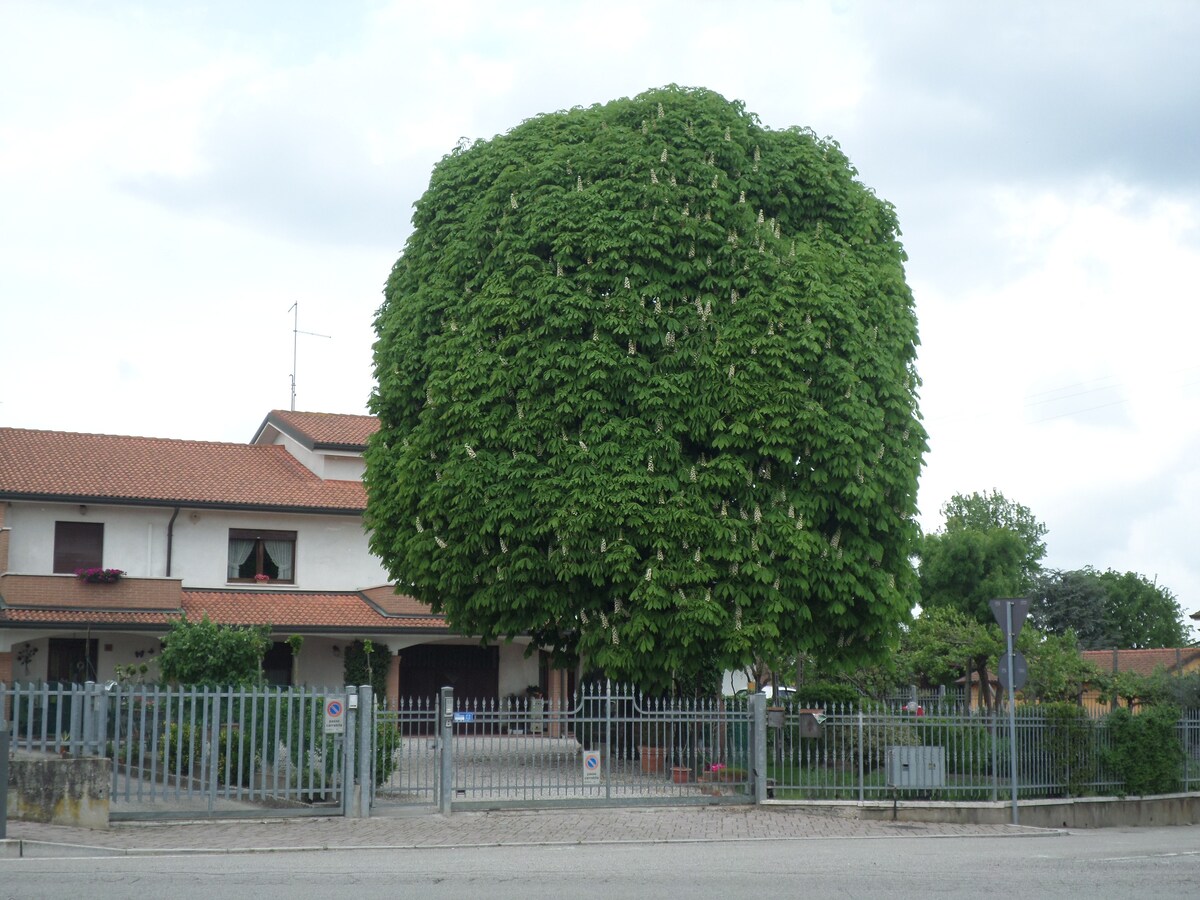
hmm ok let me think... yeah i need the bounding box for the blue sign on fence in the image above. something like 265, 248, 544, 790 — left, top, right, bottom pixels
452, 711, 474, 723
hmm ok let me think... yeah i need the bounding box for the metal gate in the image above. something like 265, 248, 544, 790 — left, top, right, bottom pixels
370, 683, 757, 811
2, 681, 357, 820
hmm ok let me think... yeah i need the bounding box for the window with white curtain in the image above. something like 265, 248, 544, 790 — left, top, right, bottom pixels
227, 529, 296, 583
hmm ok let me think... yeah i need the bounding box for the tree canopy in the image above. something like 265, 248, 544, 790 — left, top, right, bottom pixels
366, 86, 926, 692
1030, 567, 1188, 649
918, 490, 1046, 707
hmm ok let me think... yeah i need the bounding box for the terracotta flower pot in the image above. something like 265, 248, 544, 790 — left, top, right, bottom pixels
639, 745, 665, 773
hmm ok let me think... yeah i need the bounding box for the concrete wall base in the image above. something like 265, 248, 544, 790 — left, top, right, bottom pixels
6, 753, 110, 830
772, 793, 1200, 828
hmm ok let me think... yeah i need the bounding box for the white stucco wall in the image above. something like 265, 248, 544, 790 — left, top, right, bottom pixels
261, 429, 365, 481
5, 501, 172, 578
5, 500, 389, 590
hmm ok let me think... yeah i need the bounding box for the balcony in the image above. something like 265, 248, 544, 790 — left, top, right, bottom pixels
0, 573, 183, 611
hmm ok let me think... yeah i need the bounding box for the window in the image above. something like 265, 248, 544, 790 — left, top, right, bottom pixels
53, 521, 104, 573
228, 529, 296, 583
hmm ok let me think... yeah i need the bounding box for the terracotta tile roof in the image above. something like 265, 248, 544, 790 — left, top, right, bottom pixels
1081, 648, 1200, 677
258, 410, 379, 449
181, 590, 447, 631
0, 590, 448, 632
0, 428, 365, 511
0, 607, 178, 626
361, 584, 440, 617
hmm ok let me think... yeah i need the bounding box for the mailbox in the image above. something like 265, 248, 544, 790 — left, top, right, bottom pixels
794, 709, 825, 739
767, 706, 786, 728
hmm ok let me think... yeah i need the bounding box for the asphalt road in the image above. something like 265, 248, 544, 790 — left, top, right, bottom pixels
3, 826, 1198, 899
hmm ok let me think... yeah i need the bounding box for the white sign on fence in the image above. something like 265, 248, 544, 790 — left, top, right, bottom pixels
324, 697, 346, 735
582, 749, 601, 780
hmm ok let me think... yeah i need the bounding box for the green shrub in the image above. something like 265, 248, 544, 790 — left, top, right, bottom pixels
1039, 702, 1097, 797
843, 718, 921, 770
158, 615, 270, 687
914, 714, 995, 778
344, 640, 390, 702
792, 681, 864, 707
156, 721, 259, 787
1103, 704, 1184, 795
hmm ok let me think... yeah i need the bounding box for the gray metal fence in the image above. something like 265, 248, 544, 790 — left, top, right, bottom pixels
8, 682, 1199, 820
372, 682, 757, 811
1, 681, 363, 820
766, 700, 1200, 801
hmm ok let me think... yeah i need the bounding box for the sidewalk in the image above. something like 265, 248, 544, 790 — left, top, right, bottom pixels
2, 805, 1055, 858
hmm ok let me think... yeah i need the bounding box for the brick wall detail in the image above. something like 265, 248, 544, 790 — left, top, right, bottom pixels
0, 574, 183, 610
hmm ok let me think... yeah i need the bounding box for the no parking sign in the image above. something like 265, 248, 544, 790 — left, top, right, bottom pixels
324, 697, 346, 734
582, 749, 601, 780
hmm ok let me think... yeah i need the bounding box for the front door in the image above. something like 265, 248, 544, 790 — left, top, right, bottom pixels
47, 638, 98, 684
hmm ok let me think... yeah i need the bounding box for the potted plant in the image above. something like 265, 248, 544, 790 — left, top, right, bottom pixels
638, 720, 668, 774
75, 567, 125, 584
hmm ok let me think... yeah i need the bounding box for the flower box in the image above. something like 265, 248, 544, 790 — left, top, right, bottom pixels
75, 567, 125, 584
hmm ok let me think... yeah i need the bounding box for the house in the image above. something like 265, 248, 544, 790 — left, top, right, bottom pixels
1076, 647, 1200, 711
1080, 652, 1200, 681
1080, 648, 1200, 679
0, 410, 567, 707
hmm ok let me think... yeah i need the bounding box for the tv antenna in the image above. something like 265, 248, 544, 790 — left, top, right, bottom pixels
288, 302, 332, 411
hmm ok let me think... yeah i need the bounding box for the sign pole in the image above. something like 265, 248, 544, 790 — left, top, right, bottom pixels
1006, 601, 1019, 826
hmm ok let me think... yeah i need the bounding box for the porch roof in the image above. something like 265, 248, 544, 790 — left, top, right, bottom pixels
0, 588, 448, 633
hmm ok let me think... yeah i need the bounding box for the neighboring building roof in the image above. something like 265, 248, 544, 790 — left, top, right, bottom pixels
1081, 648, 1200, 677
253, 410, 378, 451
0, 589, 447, 633
0, 428, 366, 512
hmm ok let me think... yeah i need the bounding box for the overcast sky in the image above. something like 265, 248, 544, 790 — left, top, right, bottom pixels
3, 1, 1198, 632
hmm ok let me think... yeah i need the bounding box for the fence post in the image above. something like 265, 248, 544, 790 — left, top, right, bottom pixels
439, 686, 454, 815
857, 707, 865, 804
358, 684, 373, 818
1, 716, 9, 839
81, 681, 95, 756
749, 692, 767, 803
342, 685, 357, 818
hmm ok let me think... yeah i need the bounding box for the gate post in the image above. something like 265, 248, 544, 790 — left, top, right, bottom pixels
81, 681, 95, 756
342, 685, 357, 818
749, 692, 768, 804
1, 717, 9, 839
357, 684, 373, 818
439, 686, 454, 816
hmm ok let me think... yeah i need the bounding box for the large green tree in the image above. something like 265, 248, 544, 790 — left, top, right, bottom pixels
1029, 568, 1110, 649
918, 490, 1046, 707
1095, 569, 1188, 649
1030, 567, 1187, 649
367, 86, 926, 692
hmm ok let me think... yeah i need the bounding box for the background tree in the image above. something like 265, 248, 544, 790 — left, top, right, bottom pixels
940, 489, 1047, 583
918, 490, 1045, 708
158, 615, 270, 687
1019, 629, 1100, 703
1096, 569, 1188, 649
1029, 568, 1110, 649
1031, 567, 1187, 649
367, 86, 927, 693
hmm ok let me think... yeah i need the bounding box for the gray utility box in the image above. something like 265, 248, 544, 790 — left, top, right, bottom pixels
886, 746, 946, 790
